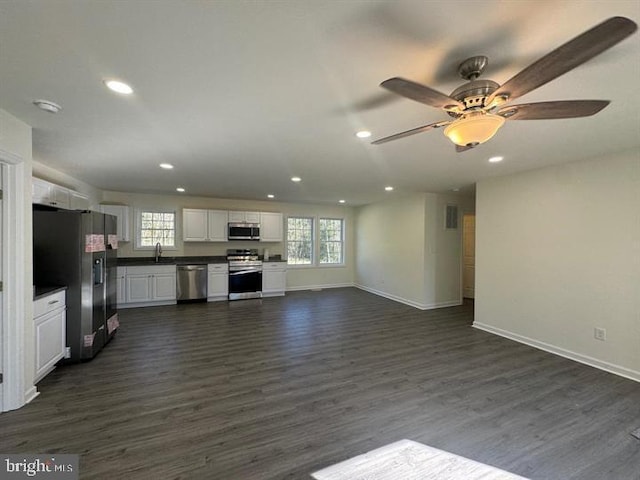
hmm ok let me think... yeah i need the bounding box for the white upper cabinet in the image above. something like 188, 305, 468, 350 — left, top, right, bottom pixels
260, 212, 283, 242
32, 177, 91, 211
208, 210, 229, 241
32, 177, 70, 209
70, 190, 90, 210
228, 211, 260, 223
183, 208, 228, 242
32, 177, 51, 205
100, 204, 131, 242
183, 208, 208, 241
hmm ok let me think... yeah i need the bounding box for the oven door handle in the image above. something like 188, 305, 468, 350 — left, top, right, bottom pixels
229, 269, 262, 276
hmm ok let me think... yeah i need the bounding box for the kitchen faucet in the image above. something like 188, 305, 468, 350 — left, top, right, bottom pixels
154, 242, 162, 263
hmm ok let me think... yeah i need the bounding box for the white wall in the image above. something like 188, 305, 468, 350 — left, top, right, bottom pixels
102, 190, 355, 290
355, 192, 473, 309
474, 150, 640, 381
355, 194, 428, 307
430, 193, 475, 307
0, 108, 35, 407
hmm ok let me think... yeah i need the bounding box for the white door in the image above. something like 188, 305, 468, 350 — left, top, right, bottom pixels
462, 214, 475, 298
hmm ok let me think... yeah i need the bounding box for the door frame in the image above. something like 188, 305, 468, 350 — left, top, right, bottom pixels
461, 212, 476, 300
1, 148, 28, 412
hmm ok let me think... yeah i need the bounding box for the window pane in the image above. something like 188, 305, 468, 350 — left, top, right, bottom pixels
287, 217, 313, 265
138, 211, 175, 249
319, 218, 343, 264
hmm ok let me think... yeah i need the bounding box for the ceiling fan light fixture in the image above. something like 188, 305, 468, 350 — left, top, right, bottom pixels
443, 112, 505, 147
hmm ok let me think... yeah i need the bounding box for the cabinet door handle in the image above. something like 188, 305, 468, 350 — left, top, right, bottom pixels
48, 300, 59, 305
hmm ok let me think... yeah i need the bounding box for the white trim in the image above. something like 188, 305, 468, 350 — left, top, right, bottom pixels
286, 282, 353, 292
24, 386, 39, 404
1, 148, 28, 412
133, 208, 178, 251
355, 284, 462, 311
473, 322, 640, 383
285, 215, 347, 268
118, 300, 176, 309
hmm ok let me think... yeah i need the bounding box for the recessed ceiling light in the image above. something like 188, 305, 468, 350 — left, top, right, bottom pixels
339, 199, 346, 204
176, 187, 185, 193
291, 176, 302, 182
267, 194, 275, 199
159, 163, 174, 169
33, 99, 62, 114
488, 156, 504, 163
104, 79, 133, 95
385, 186, 394, 191
356, 130, 372, 139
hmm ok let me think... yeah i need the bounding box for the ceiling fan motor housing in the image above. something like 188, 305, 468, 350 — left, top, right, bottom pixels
449, 79, 500, 110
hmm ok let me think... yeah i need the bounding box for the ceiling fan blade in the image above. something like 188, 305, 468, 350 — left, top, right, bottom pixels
371, 121, 451, 145
488, 16, 637, 104
497, 100, 610, 120
381, 77, 465, 110
456, 144, 475, 153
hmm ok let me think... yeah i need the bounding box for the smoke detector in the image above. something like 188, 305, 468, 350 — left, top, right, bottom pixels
33, 99, 62, 114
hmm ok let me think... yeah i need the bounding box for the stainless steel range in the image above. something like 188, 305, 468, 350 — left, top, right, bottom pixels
227, 249, 262, 300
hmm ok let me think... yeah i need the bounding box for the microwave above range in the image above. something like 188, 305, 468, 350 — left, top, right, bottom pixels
228, 222, 260, 241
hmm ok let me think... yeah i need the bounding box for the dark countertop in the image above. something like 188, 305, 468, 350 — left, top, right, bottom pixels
118, 256, 227, 266
34, 285, 67, 300
118, 255, 286, 266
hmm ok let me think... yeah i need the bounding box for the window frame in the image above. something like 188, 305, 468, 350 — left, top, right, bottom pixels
318, 217, 345, 266
286, 215, 346, 268
134, 208, 178, 251
286, 216, 315, 267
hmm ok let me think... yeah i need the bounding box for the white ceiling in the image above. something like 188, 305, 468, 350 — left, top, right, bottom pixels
1, 0, 638, 205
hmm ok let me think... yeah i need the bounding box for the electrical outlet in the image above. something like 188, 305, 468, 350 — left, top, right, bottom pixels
64, 347, 71, 358
594, 327, 606, 341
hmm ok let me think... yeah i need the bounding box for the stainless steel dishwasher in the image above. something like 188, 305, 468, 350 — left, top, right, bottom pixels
176, 265, 207, 302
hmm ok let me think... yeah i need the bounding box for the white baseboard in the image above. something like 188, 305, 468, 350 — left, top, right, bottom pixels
24, 386, 40, 405
286, 283, 353, 292
354, 284, 462, 311
473, 322, 640, 383
118, 300, 177, 309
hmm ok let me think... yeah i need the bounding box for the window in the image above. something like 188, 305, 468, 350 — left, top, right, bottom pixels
136, 210, 176, 249
287, 217, 313, 265
286, 216, 345, 266
319, 218, 344, 264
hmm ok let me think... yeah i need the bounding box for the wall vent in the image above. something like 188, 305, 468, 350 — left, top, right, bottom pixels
445, 204, 459, 230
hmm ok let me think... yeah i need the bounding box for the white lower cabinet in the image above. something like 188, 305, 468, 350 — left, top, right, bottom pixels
262, 262, 287, 297
208, 263, 228, 301
116, 267, 126, 306
34, 290, 67, 383
121, 265, 177, 308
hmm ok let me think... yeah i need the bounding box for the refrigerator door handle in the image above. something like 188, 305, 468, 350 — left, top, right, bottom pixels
93, 258, 104, 285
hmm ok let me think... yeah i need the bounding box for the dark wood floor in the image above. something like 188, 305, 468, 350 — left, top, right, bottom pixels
2, 288, 639, 479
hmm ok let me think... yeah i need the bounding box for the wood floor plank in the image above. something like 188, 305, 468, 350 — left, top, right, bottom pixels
1, 288, 639, 479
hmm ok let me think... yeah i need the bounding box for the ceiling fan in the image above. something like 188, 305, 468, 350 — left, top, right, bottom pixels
371, 16, 637, 151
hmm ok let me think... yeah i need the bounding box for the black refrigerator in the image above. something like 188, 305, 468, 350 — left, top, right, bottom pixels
33, 209, 119, 362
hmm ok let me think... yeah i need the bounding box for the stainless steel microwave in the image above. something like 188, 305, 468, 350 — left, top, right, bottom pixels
228, 222, 260, 241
